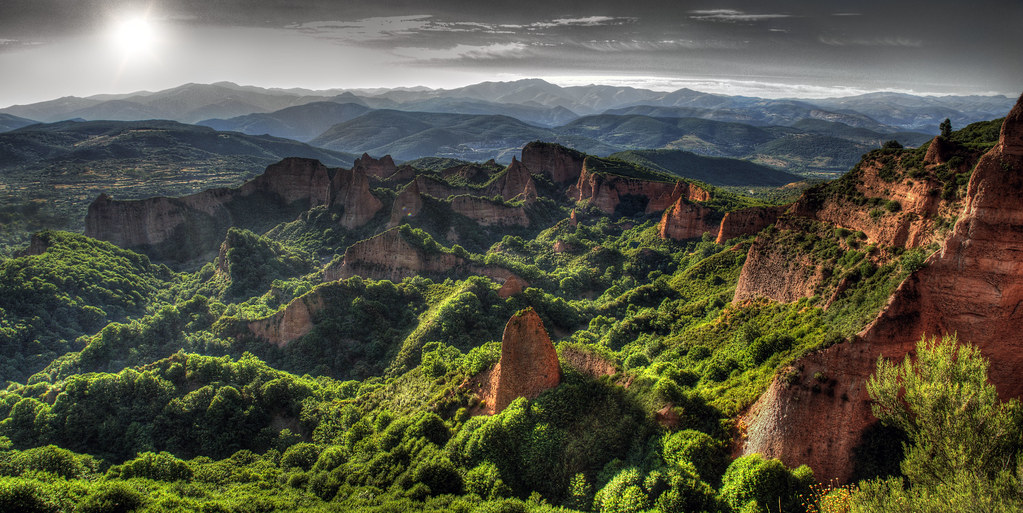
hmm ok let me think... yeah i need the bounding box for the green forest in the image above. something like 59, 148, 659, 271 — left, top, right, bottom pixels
0, 118, 1020, 512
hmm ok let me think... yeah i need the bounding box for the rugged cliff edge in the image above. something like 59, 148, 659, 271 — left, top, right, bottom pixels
738, 93, 1023, 482
322, 227, 515, 284
85, 157, 382, 264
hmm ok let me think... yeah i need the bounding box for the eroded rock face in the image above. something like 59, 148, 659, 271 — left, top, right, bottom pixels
323, 227, 514, 283
450, 196, 530, 227
323, 228, 462, 283
84, 189, 236, 264
353, 153, 397, 179
492, 308, 561, 413
497, 275, 528, 298
923, 136, 952, 165
732, 145, 969, 304
658, 196, 718, 240
739, 93, 1023, 483
331, 167, 383, 229
388, 180, 425, 228
520, 141, 585, 185
715, 205, 788, 244
733, 233, 829, 304
85, 157, 382, 264
243, 157, 332, 206
248, 294, 324, 348
571, 158, 696, 215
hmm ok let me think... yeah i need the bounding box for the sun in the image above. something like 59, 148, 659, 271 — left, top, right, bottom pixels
112, 16, 156, 60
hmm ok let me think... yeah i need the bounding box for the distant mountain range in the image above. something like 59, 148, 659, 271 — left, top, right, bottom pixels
1, 79, 1012, 133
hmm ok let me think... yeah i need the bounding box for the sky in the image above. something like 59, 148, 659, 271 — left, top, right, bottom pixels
1, 0, 1020, 106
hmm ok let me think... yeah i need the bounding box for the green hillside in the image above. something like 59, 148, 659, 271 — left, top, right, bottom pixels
610, 149, 803, 187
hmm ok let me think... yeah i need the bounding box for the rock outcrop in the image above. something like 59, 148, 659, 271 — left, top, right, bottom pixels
353, 153, 397, 180
85, 158, 382, 264
923, 136, 952, 165
388, 180, 425, 228
732, 139, 974, 304
497, 275, 528, 298
715, 205, 788, 244
658, 197, 718, 240
520, 141, 585, 185
323, 227, 515, 284
570, 158, 709, 215
450, 196, 530, 227
247, 293, 324, 348
738, 93, 1023, 482
491, 308, 562, 413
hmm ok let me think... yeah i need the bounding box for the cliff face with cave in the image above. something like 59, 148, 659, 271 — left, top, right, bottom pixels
738, 94, 1023, 482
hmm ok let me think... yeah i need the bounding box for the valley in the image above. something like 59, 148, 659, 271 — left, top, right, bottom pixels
0, 79, 1020, 512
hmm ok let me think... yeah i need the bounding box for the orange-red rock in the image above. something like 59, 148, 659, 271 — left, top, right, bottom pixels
923, 136, 952, 165
497, 275, 528, 298
570, 158, 696, 215
658, 196, 718, 240
450, 196, 530, 227
247, 293, 324, 348
323, 227, 514, 283
85, 157, 383, 263
492, 308, 562, 413
330, 166, 383, 229
738, 93, 1023, 483
520, 141, 585, 185
715, 205, 788, 244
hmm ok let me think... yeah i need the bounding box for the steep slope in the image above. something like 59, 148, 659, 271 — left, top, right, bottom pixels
738, 94, 1023, 483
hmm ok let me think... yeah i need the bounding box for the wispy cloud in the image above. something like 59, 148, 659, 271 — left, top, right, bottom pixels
286, 15, 434, 42
819, 35, 923, 47
689, 9, 792, 22
391, 42, 529, 61
531, 16, 635, 28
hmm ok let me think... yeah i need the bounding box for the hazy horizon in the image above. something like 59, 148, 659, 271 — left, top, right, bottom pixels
1, 0, 1021, 107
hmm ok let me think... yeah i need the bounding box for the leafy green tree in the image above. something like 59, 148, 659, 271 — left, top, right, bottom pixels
940, 118, 952, 139
855, 334, 1023, 510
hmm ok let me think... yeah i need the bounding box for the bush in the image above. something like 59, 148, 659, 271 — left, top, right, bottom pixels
662, 430, 726, 483
112, 451, 192, 482
76, 482, 146, 513
280, 443, 321, 471
719, 454, 812, 512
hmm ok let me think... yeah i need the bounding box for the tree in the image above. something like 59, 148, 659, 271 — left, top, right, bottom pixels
855, 334, 1023, 511
939, 118, 952, 139
867, 334, 1017, 487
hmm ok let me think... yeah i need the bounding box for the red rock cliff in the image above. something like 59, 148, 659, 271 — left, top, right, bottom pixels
658, 196, 718, 240
85, 157, 383, 263
520, 141, 585, 185
491, 308, 562, 413
571, 158, 697, 214
739, 93, 1023, 483
322, 227, 515, 284
330, 166, 383, 229
248, 293, 325, 348
715, 205, 788, 244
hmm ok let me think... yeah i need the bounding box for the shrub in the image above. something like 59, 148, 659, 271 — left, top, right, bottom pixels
719, 454, 812, 512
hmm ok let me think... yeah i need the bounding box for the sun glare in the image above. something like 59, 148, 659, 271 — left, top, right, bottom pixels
112, 16, 156, 60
